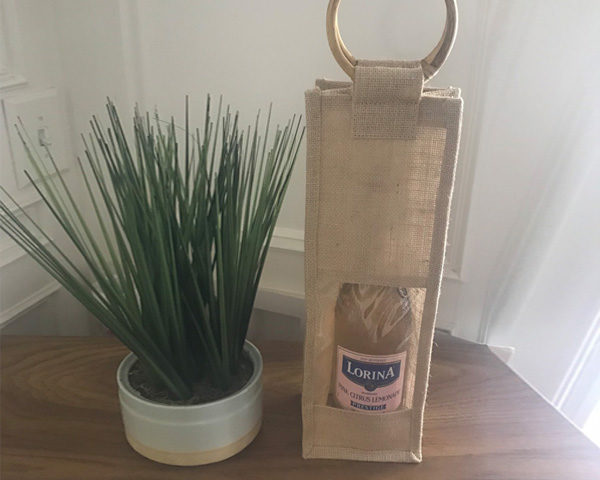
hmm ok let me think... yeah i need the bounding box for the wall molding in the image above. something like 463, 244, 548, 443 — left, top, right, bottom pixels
0, 238, 45, 268
442, 1, 494, 283
0, 196, 45, 267
0, 0, 27, 92
1, 190, 42, 213
0, 72, 26, 91
0, 279, 60, 328
255, 285, 305, 321
256, 226, 305, 319
270, 226, 303, 252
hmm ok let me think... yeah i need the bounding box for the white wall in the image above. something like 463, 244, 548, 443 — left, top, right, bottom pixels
2, 0, 484, 335
108, 0, 491, 333
451, 1, 600, 404
0, 0, 102, 335
3, 1, 600, 418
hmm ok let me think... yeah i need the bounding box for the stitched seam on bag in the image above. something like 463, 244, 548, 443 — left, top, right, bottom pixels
302, 87, 325, 457
409, 98, 463, 454
308, 87, 325, 456
310, 89, 323, 456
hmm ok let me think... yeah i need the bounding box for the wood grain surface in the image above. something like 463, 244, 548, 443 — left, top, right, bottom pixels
1, 332, 599, 479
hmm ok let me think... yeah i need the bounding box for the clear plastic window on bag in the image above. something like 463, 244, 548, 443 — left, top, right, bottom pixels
330, 284, 425, 412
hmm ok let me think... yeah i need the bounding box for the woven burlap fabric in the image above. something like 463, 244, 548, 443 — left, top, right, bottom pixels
302, 63, 463, 462
353, 60, 423, 139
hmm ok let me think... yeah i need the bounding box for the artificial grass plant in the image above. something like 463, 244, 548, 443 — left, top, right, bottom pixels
0, 97, 303, 401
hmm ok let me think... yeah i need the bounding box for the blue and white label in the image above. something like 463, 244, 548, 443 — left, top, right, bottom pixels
341, 355, 402, 392
336, 346, 407, 412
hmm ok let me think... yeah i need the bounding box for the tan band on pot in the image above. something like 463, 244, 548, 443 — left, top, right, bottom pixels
125, 421, 261, 466
352, 60, 424, 139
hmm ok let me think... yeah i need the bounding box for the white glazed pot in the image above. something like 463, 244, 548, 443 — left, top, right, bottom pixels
116, 341, 263, 466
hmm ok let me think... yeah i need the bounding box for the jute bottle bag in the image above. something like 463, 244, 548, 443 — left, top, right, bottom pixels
302, 0, 463, 462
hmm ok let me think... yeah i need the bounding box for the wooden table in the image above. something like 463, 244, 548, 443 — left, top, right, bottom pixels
1, 333, 599, 479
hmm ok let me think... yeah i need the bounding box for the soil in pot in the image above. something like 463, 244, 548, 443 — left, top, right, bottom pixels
128, 352, 254, 406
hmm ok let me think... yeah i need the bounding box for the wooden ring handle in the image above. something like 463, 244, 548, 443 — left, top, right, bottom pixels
326, 0, 458, 81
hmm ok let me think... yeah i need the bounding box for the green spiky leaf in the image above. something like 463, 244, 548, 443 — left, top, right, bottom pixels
0, 97, 304, 400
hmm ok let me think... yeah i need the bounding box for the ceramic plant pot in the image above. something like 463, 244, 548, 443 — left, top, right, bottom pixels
116, 341, 263, 466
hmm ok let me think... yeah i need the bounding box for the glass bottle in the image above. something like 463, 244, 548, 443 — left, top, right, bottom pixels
334, 283, 419, 412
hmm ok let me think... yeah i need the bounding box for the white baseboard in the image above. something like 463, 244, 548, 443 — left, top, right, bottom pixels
0, 280, 61, 328
257, 226, 305, 320
255, 286, 305, 321
269, 226, 304, 252
488, 344, 516, 364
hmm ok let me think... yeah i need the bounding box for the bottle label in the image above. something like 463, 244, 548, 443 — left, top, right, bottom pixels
336, 346, 406, 412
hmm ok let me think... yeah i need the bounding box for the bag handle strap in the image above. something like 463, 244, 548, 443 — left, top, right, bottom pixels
326, 0, 458, 81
